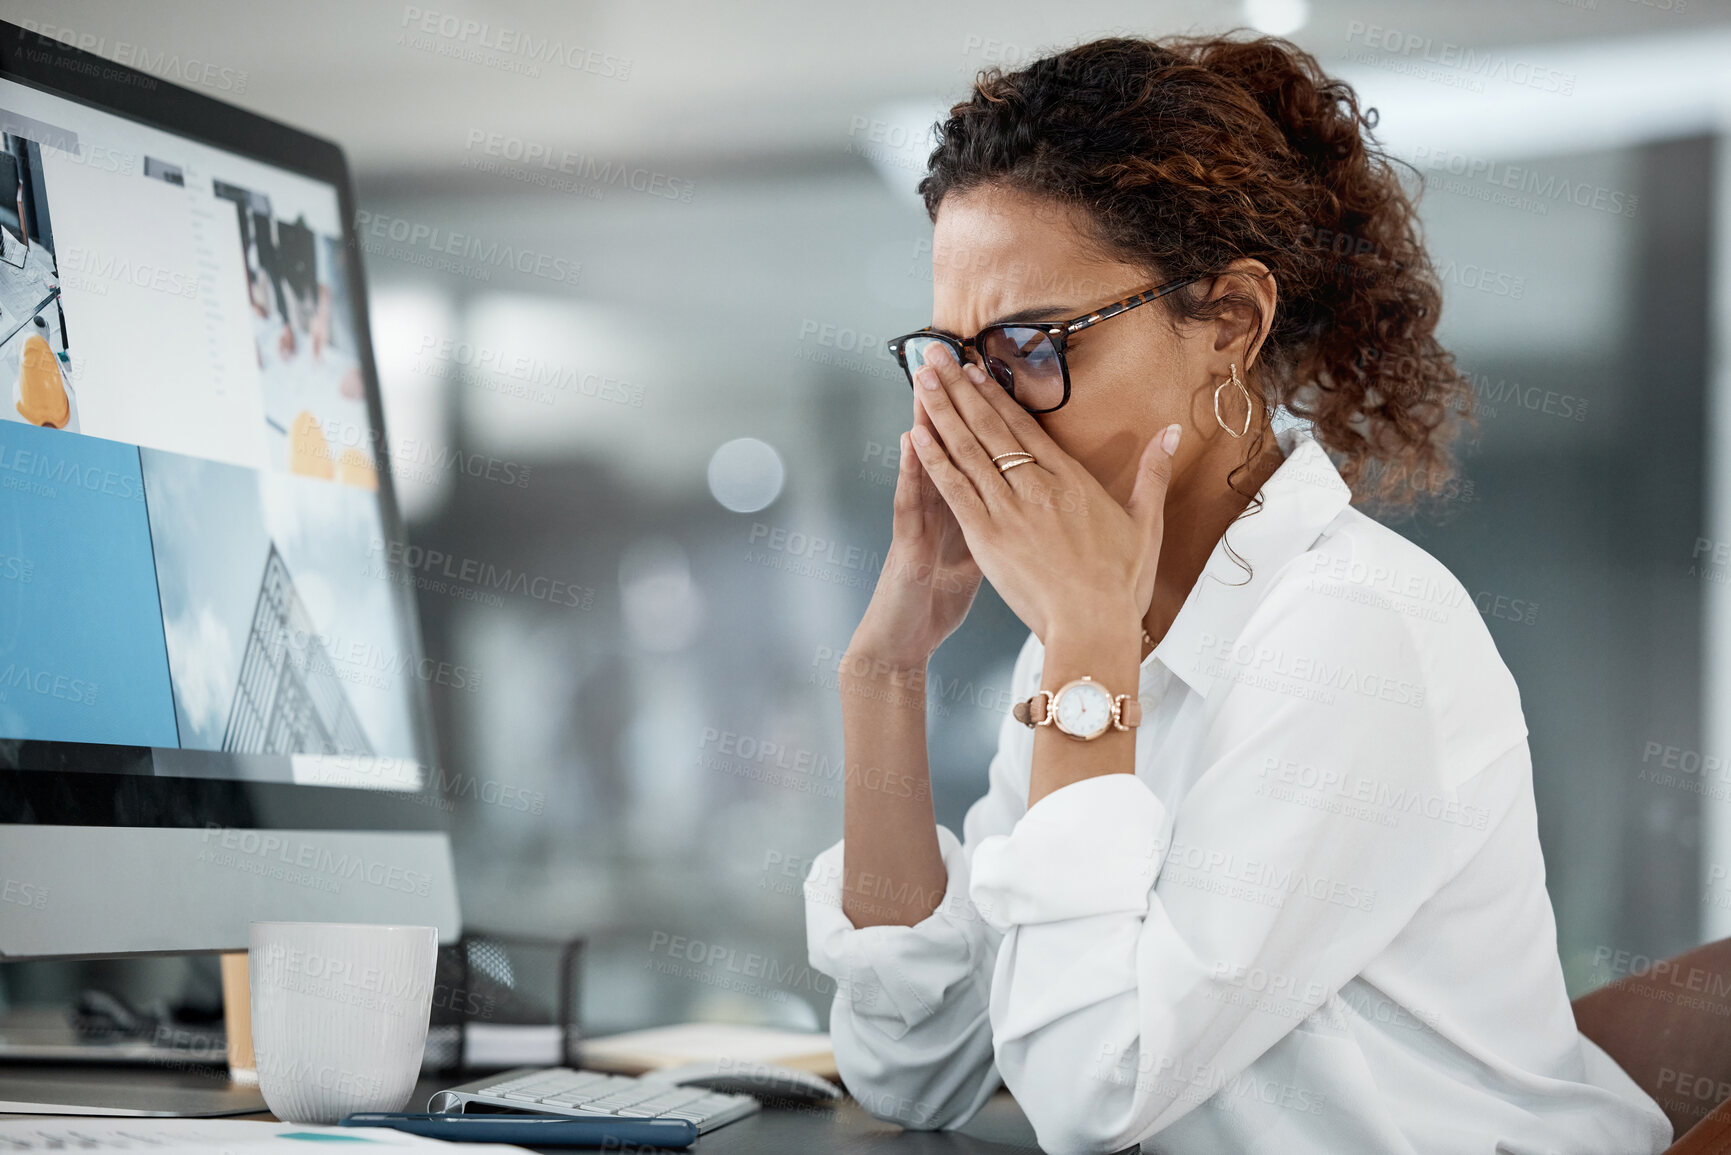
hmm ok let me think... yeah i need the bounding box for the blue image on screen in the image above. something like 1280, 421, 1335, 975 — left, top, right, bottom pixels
0, 421, 179, 746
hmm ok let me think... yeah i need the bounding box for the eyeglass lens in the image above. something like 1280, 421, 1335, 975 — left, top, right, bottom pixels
901, 327, 1064, 411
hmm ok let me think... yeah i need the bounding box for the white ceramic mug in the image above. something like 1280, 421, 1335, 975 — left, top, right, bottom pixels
249, 921, 438, 1124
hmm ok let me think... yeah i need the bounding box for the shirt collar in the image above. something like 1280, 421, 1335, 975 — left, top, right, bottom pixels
1149, 428, 1354, 697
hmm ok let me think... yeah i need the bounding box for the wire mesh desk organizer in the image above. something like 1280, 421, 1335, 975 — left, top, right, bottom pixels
423, 933, 585, 1075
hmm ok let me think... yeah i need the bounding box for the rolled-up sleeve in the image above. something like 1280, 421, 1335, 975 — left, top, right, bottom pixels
803, 824, 1002, 1128
971, 776, 1165, 926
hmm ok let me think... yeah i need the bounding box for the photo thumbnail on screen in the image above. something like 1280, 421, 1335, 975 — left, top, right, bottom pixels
0, 129, 73, 434
213, 179, 373, 489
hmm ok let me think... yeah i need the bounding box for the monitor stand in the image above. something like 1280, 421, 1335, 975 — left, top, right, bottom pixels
0, 1065, 266, 1116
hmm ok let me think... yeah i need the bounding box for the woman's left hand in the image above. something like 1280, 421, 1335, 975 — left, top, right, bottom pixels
905, 344, 1181, 644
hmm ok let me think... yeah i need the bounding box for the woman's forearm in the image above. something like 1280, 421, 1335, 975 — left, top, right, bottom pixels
838, 651, 949, 928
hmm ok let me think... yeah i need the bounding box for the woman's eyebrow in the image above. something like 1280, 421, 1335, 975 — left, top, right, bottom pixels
928, 304, 1073, 338
994, 304, 1072, 325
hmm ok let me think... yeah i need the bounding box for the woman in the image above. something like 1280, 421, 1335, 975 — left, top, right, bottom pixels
802, 34, 1671, 1155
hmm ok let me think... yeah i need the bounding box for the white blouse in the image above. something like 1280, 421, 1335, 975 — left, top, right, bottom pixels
804, 429, 1671, 1155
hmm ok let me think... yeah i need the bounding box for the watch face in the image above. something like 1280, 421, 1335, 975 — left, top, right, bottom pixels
1054, 680, 1113, 738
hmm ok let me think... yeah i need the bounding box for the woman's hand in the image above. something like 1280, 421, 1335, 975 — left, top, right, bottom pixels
848, 391, 986, 672
904, 345, 1179, 645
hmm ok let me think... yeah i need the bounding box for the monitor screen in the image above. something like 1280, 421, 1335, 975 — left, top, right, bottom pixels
0, 73, 423, 795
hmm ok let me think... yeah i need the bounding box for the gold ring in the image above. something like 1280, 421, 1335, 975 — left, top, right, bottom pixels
990, 451, 1033, 463
996, 455, 1036, 473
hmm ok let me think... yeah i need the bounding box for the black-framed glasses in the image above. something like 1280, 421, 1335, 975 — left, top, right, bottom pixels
887, 276, 1201, 414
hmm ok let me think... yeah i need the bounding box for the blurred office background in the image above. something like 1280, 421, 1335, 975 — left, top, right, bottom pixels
7, 0, 1731, 1031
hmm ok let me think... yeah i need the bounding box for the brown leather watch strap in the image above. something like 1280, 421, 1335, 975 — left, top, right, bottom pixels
1114, 695, 1142, 730
1012, 690, 1053, 728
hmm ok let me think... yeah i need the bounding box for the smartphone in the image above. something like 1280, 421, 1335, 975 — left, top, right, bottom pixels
339, 1111, 699, 1148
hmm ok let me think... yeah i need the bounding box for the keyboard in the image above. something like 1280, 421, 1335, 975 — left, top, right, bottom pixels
427, 1066, 761, 1133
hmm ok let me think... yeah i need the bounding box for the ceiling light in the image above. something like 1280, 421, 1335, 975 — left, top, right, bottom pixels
1243, 0, 1310, 36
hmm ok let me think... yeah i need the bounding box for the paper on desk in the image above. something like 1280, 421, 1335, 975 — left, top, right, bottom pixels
0, 1118, 530, 1152
580, 1021, 836, 1077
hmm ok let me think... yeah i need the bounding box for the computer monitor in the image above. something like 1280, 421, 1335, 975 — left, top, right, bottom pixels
0, 22, 460, 965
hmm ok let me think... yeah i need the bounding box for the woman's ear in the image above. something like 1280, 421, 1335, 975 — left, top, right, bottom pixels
1201, 258, 1277, 373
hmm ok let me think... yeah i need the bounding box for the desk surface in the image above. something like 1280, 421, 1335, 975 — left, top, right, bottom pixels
0, 1067, 1045, 1154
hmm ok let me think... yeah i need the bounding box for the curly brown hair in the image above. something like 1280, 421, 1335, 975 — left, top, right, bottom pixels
918, 33, 1472, 512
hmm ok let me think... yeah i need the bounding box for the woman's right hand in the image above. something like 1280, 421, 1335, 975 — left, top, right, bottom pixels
848, 398, 985, 674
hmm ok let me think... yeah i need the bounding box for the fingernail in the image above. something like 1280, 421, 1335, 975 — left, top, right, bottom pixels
1161, 423, 1182, 455
911, 425, 933, 446
916, 366, 940, 391
963, 363, 988, 385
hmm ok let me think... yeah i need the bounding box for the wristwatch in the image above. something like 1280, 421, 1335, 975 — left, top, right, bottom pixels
1012, 676, 1141, 741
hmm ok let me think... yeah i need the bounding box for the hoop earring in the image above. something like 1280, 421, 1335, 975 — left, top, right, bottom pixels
1214, 363, 1252, 439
